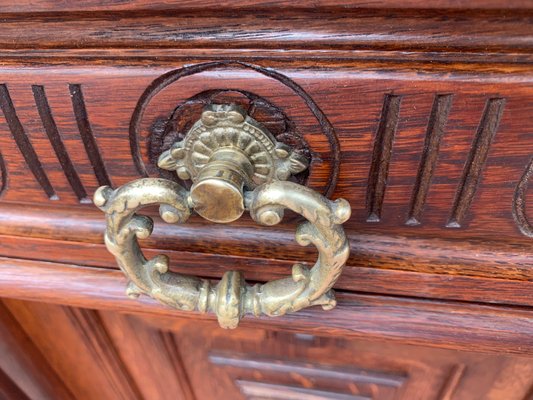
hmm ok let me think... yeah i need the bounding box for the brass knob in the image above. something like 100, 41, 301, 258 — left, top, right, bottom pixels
189, 147, 251, 223
95, 104, 351, 329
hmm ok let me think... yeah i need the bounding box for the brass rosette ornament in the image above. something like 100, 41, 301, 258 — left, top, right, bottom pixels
94, 104, 351, 329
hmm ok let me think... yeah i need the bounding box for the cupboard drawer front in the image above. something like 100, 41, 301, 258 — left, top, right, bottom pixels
0, 64, 532, 243
0, 62, 532, 306
0, 3, 531, 338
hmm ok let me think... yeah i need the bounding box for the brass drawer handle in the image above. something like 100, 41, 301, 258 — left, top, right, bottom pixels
94, 104, 351, 328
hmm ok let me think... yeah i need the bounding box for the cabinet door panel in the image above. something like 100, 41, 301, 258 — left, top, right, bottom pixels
2, 299, 533, 400
159, 318, 533, 400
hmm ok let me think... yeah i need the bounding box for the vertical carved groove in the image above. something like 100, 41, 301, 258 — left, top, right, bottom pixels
366, 94, 401, 222
69, 84, 112, 187
406, 94, 453, 226
0, 152, 6, 198
447, 98, 505, 228
0, 84, 57, 200
63, 308, 142, 400
437, 364, 466, 400
159, 332, 196, 400
33, 85, 89, 203
513, 157, 533, 238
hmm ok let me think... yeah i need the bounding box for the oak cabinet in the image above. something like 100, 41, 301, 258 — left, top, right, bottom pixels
0, 1, 532, 399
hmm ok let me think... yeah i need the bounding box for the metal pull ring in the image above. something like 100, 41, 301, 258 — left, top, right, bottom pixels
94, 104, 351, 329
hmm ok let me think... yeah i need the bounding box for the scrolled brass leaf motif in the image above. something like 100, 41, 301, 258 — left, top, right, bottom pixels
95, 104, 351, 329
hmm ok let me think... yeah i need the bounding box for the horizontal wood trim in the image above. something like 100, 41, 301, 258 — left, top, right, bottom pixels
2, 233, 532, 308
0, 65, 531, 244
0, 257, 531, 355
2, 1, 533, 12
0, 12, 528, 55
0, 49, 532, 68
0, 204, 531, 280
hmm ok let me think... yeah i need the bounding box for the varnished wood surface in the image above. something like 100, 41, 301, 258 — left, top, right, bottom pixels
0, 63, 532, 308
0, 257, 532, 356
173, 321, 533, 400
0, 65, 531, 241
0, 302, 73, 400
0, 2, 531, 398
2, 202, 533, 277
0, 11, 530, 55
0, 5, 531, 295
3, 0, 533, 12
1, 298, 533, 400
2, 231, 533, 308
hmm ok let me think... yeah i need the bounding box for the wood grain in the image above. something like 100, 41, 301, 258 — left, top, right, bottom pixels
0, 84, 57, 200
2, 298, 531, 400
0, 367, 30, 400
0, 2, 531, 399
1, 0, 533, 12
366, 94, 401, 223
0, 301, 73, 400
2, 0, 533, 12
98, 312, 196, 400
407, 94, 453, 226
0, 258, 532, 356
169, 319, 533, 400
0, 64, 531, 243
32, 85, 90, 202
0, 11, 529, 56
447, 98, 506, 228
63, 308, 142, 400
235, 381, 370, 400
2, 232, 533, 308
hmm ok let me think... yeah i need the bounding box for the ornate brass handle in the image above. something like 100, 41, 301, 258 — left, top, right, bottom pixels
94, 104, 351, 329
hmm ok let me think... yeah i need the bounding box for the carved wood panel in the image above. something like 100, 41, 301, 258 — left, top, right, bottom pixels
147, 316, 533, 400
2, 296, 533, 399
0, 63, 531, 244
0, 62, 531, 308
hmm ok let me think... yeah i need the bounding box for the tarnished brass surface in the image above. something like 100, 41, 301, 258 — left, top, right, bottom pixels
95, 104, 351, 328
157, 104, 308, 223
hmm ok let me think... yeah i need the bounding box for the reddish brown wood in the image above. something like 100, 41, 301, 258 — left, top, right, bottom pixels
3, 0, 533, 12
1, 299, 142, 400
99, 312, 196, 400
165, 319, 533, 400
0, 258, 532, 356
3, 204, 533, 282
0, 368, 30, 400
2, 298, 532, 400
0, 11, 529, 55
2, 233, 533, 308
62, 308, 142, 400
0, 2, 531, 398
0, 64, 532, 246
0, 301, 73, 400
